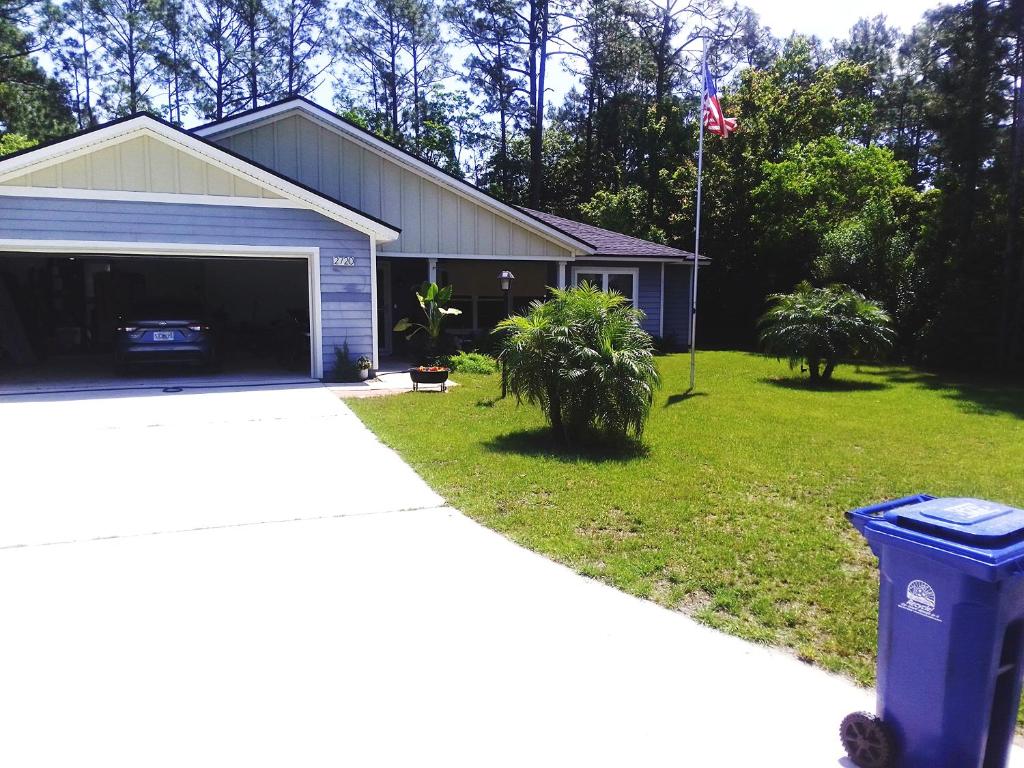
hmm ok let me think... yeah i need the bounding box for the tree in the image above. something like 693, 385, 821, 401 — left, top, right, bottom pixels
54, 0, 103, 127
89, 0, 163, 115
555, 0, 644, 204
154, 0, 190, 123
187, 0, 245, 119
0, 131, 34, 154
496, 283, 660, 442
402, 0, 446, 149
1, 1, 74, 138
274, 0, 332, 97
338, 0, 410, 142
445, 0, 526, 197
758, 281, 895, 382
235, 0, 278, 110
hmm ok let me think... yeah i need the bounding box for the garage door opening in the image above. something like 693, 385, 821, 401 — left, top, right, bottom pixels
0, 252, 315, 392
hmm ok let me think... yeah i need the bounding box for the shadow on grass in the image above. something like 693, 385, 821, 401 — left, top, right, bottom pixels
759, 376, 890, 393
664, 391, 709, 407
863, 366, 1024, 419
483, 426, 649, 464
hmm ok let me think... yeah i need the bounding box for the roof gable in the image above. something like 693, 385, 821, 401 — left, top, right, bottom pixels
195, 99, 592, 258
0, 114, 400, 241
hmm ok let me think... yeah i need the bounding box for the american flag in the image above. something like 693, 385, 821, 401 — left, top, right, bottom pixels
702, 64, 737, 137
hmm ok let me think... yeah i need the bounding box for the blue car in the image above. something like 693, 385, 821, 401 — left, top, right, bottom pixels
115, 302, 218, 372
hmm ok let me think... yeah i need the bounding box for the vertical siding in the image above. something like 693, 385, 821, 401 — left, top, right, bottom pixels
1, 135, 285, 199
637, 263, 661, 336
0, 196, 372, 379
663, 264, 693, 347
208, 111, 573, 259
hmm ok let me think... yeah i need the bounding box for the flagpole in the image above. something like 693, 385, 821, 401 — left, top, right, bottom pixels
689, 37, 706, 391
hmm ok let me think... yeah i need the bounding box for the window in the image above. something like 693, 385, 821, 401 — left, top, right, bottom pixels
572, 267, 639, 306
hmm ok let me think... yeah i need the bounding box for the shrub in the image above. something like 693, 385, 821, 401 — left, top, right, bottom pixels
446, 351, 498, 374
495, 283, 660, 442
333, 342, 363, 382
758, 281, 895, 382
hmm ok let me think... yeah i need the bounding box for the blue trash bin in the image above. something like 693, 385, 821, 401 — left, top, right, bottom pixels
843, 495, 1024, 768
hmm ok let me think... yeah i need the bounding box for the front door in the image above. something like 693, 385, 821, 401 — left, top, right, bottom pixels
377, 260, 392, 356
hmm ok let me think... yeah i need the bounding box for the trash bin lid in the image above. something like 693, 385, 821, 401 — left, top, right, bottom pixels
888, 497, 1024, 547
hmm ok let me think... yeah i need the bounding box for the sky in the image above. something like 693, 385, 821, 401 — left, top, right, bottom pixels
742, 0, 942, 42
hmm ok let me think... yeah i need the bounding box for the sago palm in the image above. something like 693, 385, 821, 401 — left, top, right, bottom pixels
495, 283, 660, 442
758, 281, 895, 381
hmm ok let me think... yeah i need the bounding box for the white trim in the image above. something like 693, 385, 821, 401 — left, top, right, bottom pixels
0, 118, 400, 242
369, 238, 379, 371
0, 185, 305, 209
0, 238, 324, 379
195, 102, 591, 255
381, 251, 574, 263
659, 262, 665, 337
571, 266, 640, 306
557, 260, 567, 289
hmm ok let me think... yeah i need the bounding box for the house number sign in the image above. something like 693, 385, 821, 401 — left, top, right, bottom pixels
332, 256, 356, 267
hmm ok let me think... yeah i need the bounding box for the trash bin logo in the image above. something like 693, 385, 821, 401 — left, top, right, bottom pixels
904, 579, 937, 615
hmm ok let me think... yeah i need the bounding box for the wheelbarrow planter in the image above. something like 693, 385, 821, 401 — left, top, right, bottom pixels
409, 366, 449, 392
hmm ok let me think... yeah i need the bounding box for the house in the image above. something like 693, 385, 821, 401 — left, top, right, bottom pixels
0, 98, 702, 383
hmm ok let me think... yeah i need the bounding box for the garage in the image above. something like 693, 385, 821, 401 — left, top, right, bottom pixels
0, 250, 313, 391
0, 113, 402, 392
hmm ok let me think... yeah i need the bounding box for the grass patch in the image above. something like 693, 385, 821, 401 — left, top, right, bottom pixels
349, 352, 1024, 694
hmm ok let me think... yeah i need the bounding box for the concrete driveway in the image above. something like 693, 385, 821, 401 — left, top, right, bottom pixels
0, 385, 1019, 767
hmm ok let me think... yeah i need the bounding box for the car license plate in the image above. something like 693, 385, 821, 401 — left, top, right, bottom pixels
152, 331, 175, 341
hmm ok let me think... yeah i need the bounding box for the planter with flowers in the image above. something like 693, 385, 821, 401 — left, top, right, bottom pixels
394, 281, 461, 392
357, 355, 372, 380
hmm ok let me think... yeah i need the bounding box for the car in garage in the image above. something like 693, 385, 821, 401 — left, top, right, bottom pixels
114, 302, 218, 372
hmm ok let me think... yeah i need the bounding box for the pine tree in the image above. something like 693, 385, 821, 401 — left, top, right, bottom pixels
235, 0, 278, 110
274, 0, 332, 98
88, 0, 163, 115
187, 0, 245, 119
53, 0, 103, 127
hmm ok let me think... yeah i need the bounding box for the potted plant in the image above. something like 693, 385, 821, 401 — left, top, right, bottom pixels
394, 282, 462, 390
356, 355, 372, 380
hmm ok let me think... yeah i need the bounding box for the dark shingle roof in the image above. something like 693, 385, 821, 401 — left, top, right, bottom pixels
520, 208, 698, 260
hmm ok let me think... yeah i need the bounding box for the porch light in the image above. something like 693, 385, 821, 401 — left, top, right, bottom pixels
497, 270, 515, 292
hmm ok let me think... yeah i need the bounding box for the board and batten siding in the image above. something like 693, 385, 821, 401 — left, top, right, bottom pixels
0, 196, 371, 378
211, 113, 573, 260
0, 136, 285, 199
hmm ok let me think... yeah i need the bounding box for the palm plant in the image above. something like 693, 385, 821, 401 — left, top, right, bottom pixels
758, 281, 895, 382
394, 282, 462, 363
495, 283, 660, 442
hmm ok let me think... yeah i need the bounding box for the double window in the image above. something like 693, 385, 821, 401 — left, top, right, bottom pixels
571, 267, 639, 306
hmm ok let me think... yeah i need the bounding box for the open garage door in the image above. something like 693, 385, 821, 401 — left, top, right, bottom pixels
0, 250, 317, 393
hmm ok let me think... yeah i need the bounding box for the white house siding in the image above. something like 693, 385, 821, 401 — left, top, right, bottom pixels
209, 112, 574, 260
0, 136, 285, 199
0, 196, 371, 378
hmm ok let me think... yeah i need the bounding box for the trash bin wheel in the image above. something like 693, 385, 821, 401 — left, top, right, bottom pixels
840, 711, 894, 768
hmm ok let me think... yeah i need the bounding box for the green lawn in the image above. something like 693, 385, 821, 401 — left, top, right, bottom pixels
349, 351, 1024, 688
